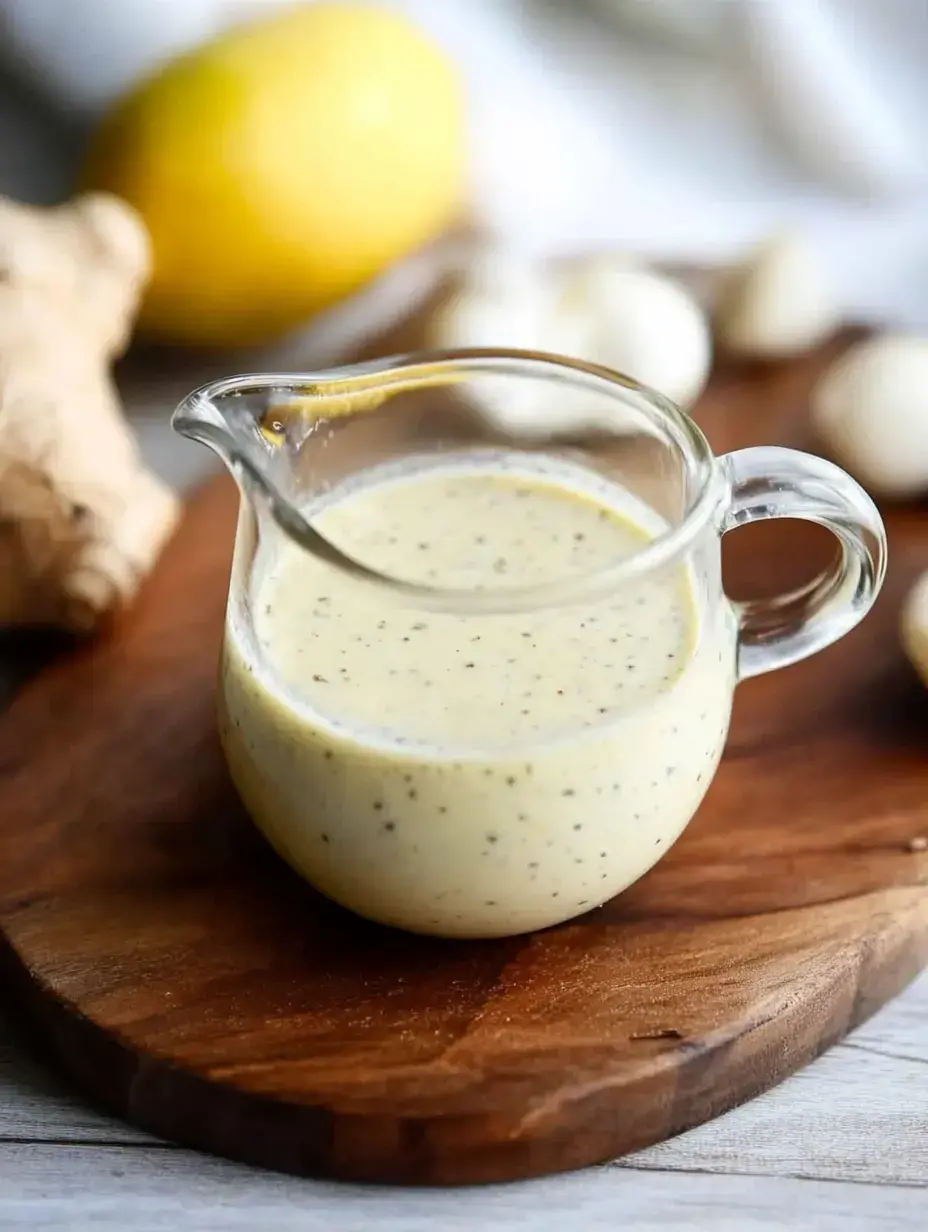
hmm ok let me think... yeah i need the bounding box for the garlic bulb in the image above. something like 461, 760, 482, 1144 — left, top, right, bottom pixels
429, 254, 585, 358
811, 335, 928, 499
427, 254, 593, 437
569, 260, 711, 406
902, 570, 928, 688
716, 232, 840, 359
429, 249, 711, 434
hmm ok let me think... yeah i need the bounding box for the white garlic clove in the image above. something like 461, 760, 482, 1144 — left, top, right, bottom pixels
427, 268, 554, 355
573, 264, 711, 407
811, 334, 928, 499
901, 569, 928, 689
457, 245, 547, 300
427, 253, 596, 438
427, 273, 555, 436
559, 252, 640, 316
427, 249, 708, 438
715, 232, 840, 359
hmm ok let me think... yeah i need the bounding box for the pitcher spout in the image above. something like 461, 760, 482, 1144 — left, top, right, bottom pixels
169, 362, 423, 586
172, 374, 267, 460
172, 361, 401, 457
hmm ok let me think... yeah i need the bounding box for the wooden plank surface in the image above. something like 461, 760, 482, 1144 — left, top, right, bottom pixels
0, 1144, 924, 1232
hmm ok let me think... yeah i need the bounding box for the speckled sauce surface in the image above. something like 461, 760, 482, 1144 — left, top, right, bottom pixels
220, 456, 737, 937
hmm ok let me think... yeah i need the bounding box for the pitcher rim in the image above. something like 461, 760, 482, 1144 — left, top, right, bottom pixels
171, 348, 728, 612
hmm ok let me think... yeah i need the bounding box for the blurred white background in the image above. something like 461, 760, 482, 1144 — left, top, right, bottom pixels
1, 0, 927, 327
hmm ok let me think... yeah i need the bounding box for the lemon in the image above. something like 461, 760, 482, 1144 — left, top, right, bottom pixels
82, 3, 466, 347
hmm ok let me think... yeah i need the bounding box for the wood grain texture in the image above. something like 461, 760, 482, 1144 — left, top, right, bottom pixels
0, 340, 927, 1185
2, 976, 925, 1184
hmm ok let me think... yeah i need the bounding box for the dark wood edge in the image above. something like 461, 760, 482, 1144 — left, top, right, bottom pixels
2, 898, 925, 1186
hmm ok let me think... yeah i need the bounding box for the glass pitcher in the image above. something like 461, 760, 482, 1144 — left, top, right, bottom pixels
172, 349, 886, 939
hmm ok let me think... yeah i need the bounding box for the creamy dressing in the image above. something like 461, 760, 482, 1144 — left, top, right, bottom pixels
220, 458, 736, 937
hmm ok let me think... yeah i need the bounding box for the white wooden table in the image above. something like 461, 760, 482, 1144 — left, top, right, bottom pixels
1, 83, 927, 1232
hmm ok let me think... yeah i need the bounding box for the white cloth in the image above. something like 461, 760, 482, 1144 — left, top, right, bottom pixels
2, 0, 927, 326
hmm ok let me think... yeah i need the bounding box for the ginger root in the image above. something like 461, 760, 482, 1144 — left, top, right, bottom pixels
0, 192, 179, 631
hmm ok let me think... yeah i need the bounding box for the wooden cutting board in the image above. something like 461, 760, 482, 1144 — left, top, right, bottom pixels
0, 339, 927, 1186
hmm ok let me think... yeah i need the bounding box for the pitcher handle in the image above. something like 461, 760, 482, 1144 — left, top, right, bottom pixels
720, 447, 887, 681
